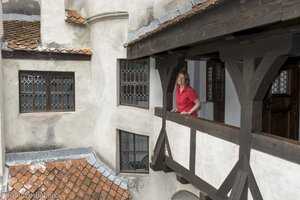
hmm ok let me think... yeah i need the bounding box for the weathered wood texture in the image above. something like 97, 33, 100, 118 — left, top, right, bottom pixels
127, 0, 300, 59
155, 108, 300, 165
2, 50, 92, 60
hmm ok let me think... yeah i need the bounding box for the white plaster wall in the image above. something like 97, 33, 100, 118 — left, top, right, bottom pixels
225, 69, 241, 127
250, 150, 300, 200
65, 0, 84, 10
85, 0, 191, 32
40, 0, 90, 49
123, 170, 200, 200
198, 61, 214, 120
3, 59, 94, 152
0, 1, 4, 176
87, 12, 195, 199
166, 121, 190, 169
195, 131, 239, 188
88, 16, 128, 169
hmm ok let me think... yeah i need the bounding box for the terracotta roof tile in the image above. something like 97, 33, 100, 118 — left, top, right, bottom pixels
1, 159, 130, 200
65, 9, 87, 25
3, 20, 40, 51
3, 20, 93, 56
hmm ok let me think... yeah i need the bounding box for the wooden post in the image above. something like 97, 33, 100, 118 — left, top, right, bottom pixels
150, 53, 185, 171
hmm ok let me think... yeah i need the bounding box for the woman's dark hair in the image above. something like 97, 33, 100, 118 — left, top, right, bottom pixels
176, 71, 190, 87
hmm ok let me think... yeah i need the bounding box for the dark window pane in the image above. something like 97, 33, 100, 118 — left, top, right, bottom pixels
50, 75, 74, 111
119, 130, 149, 173
19, 71, 75, 112
120, 59, 149, 108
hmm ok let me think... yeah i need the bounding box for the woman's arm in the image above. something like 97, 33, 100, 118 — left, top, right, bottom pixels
188, 98, 201, 114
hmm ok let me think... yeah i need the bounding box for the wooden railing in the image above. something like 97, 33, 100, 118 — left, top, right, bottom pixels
153, 107, 300, 200
155, 107, 300, 165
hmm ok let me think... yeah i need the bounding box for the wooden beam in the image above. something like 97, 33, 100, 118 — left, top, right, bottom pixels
247, 164, 263, 200
150, 129, 166, 171
155, 54, 185, 111
176, 173, 189, 184
155, 108, 240, 144
190, 129, 196, 174
151, 53, 185, 170
164, 157, 225, 200
200, 192, 212, 200
127, 0, 300, 59
217, 160, 242, 198
229, 170, 248, 200
2, 50, 92, 60
219, 34, 294, 61
155, 108, 300, 165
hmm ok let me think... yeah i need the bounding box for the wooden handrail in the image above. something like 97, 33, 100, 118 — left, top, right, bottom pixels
155, 107, 300, 165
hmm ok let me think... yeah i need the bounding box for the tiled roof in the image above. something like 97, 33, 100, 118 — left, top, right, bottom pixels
3, 20, 40, 51
42, 47, 93, 55
65, 10, 87, 25
125, 0, 223, 47
3, 20, 92, 55
1, 159, 130, 200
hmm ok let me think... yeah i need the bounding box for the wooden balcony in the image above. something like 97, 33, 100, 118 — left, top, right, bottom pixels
153, 108, 300, 200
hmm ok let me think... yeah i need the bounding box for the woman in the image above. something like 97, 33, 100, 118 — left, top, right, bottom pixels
171, 71, 201, 116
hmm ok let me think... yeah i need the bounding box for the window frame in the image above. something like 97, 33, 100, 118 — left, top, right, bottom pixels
206, 60, 225, 103
119, 59, 150, 109
19, 70, 75, 113
119, 130, 149, 174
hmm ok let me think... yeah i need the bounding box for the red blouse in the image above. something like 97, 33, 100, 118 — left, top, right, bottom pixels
176, 86, 199, 116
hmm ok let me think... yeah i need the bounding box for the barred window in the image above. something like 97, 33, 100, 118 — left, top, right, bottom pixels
119, 130, 149, 173
271, 70, 289, 94
19, 71, 75, 113
119, 59, 149, 108
206, 60, 225, 102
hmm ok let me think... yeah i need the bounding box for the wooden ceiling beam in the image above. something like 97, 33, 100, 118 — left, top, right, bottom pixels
127, 0, 300, 59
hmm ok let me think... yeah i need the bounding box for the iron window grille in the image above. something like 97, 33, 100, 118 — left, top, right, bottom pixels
206, 60, 225, 102
19, 71, 75, 113
271, 70, 289, 95
119, 59, 149, 109
119, 130, 149, 173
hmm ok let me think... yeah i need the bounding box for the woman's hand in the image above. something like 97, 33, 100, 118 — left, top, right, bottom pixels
171, 108, 178, 112
180, 111, 189, 115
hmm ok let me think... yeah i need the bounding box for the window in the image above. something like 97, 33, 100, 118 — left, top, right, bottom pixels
119, 130, 149, 173
206, 59, 225, 123
119, 59, 149, 108
206, 60, 225, 102
19, 71, 75, 113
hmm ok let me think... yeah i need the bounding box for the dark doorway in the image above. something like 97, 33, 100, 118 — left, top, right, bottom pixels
206, 59, 225, 123
262, 60, 299, 140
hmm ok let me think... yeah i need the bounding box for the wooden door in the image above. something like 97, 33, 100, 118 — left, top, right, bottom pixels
262, 62, 299, 140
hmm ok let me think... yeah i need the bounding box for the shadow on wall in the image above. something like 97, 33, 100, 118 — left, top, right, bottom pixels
6, 126, 63, 153
6, 144, 63, 153
2, 0, 40, 15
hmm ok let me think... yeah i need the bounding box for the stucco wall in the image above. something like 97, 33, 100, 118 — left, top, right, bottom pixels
85, 0, 191, 32
3, 59, 94, 152
0, 1, 4, 176
225, 69, 241, 127
250, 150, 300, 200
87, 13, 194, 199
40, 0, 90, 49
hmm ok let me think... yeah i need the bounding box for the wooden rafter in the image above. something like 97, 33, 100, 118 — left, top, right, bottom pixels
127, 0, 300, 59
